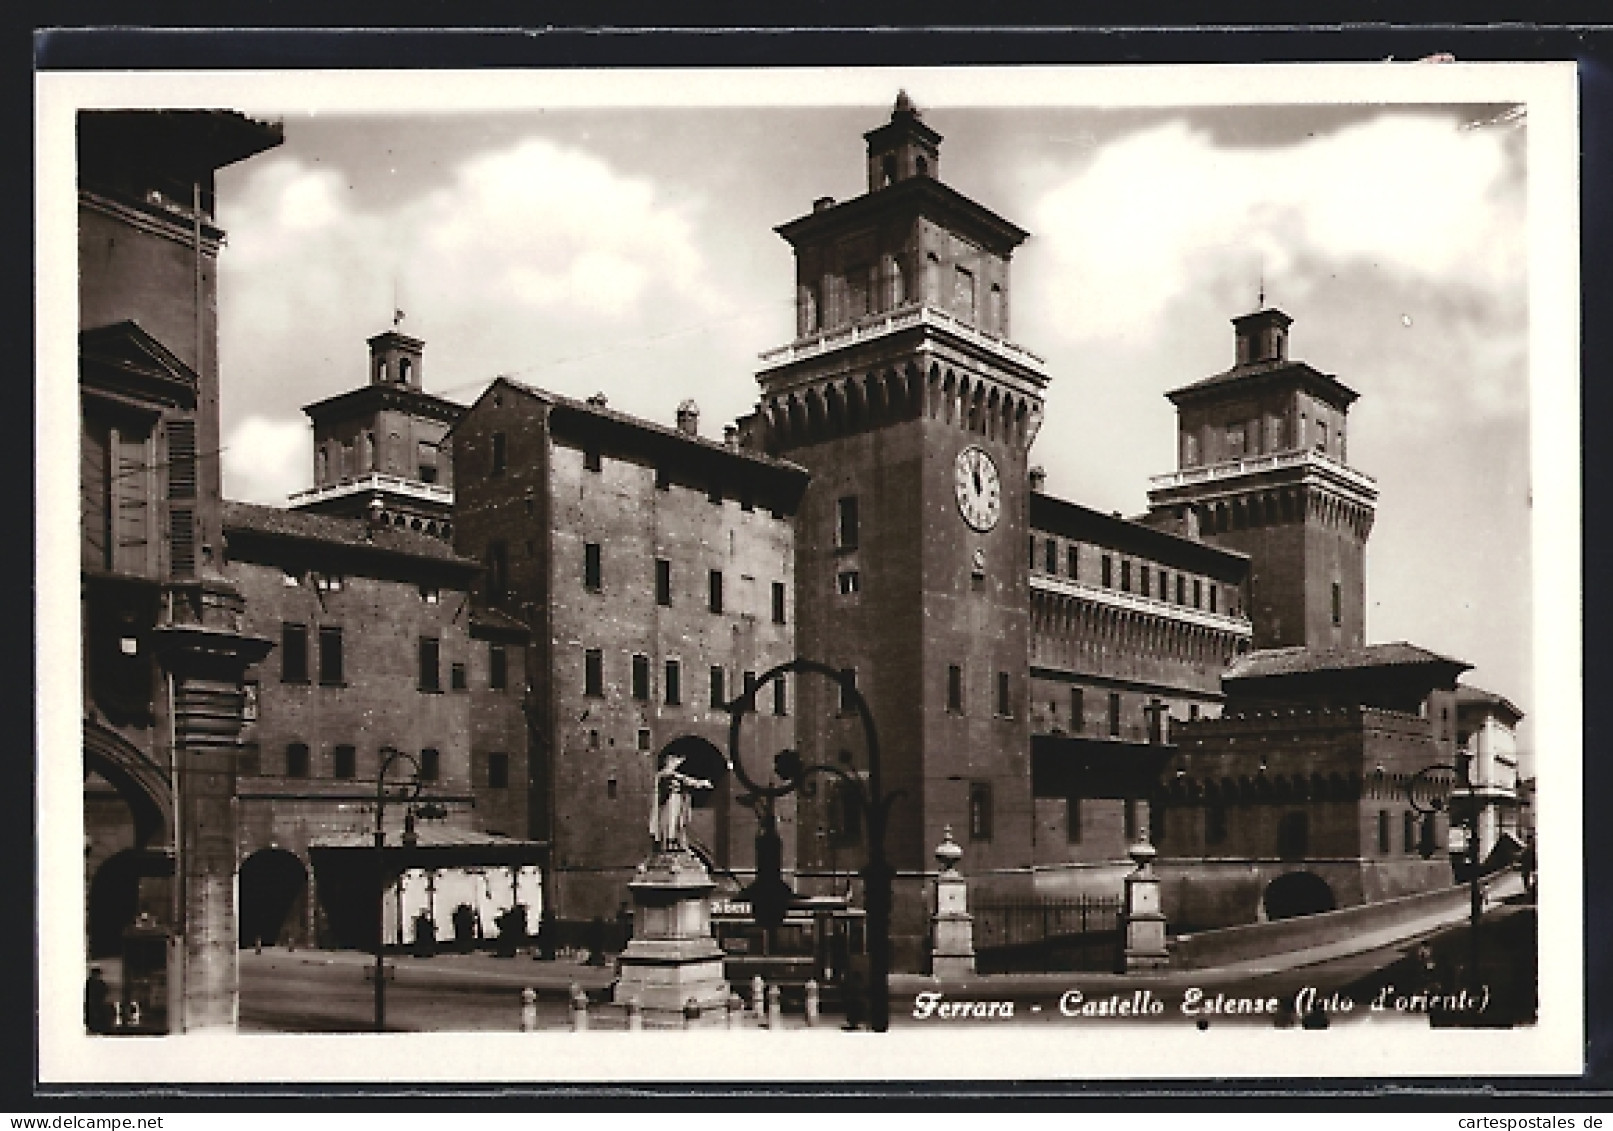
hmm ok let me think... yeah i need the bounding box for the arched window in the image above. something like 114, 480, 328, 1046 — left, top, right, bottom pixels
315, 447, 328, 483
881, 154, 897, 186
375, 358, 387, 383
915, 154, 929, 176
398, 357, 412, 385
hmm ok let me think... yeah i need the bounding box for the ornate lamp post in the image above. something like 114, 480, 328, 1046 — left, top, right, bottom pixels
727, 658, 900, 1033
374, 746, 423, 1032
1407, 761, 1483, 991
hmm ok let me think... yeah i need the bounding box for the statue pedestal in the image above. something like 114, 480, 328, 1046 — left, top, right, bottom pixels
1120, 839, 1171, 973
613, 848, 730, 1025
930, 828, 976, 979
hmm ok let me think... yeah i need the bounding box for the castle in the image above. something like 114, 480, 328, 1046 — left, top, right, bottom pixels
80, 98, 1527, 1018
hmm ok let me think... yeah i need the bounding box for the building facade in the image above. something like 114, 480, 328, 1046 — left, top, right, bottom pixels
79, 111, 283, 1028
450, 380, 809, 922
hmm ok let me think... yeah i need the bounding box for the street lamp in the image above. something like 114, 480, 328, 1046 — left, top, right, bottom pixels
727, 658, 899, 1033
374, 746, 423, 1032
1406, 761, 1483, 993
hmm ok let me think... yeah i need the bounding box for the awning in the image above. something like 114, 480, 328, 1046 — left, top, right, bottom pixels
308, 822, 547, 867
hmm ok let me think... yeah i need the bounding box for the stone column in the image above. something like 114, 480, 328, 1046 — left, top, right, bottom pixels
152, 577, 272, 1031
1120, 837, 1170, 972
929, 827, 975, 978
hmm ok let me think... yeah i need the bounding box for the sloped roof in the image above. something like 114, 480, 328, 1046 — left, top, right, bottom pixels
223, 500, 475, 567
1226, 641, 1471, 681
1165, 358, 1359, 409
1455, 684, 1525, 723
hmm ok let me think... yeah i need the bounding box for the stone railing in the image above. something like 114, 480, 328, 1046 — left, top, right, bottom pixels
758, 303, 1045, 373
288, 471, 454, 508
1030, 573, 1252, 636
1148, 449, 1377, 497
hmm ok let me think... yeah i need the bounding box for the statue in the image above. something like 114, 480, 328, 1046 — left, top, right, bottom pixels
651, 753, 711, 850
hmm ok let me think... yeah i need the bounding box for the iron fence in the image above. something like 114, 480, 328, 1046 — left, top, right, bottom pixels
973, 894, 1122, 949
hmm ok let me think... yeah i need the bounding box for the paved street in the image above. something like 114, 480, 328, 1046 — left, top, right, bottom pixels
221, 897, 1534, 1034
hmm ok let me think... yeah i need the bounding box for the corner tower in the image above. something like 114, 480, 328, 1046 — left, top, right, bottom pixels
750, 95, 1047, 966
1146, 308, 1376, 650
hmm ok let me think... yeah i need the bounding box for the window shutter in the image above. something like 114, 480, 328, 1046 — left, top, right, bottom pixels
166, 418, 197, 578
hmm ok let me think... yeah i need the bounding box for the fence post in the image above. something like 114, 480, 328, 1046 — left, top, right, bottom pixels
521, 987, 538, 1032
569, 983, 588, 1032
804, 979, 819, 1027
766, 984, 782, 1030
627, 996, 642, 1031
727, 992, 744, 1029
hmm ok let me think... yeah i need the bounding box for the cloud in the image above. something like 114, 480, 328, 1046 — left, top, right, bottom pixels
218, 136, 732, 444
1028, 113, 1524, 352
222, 415, 311, 504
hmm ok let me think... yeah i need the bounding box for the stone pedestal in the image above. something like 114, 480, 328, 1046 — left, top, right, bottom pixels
930, 827, 976, 979
1120, 838, 1170, 972
613, 848, 729, 1024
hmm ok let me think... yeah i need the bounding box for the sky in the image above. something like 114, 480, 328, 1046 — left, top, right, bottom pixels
210, 88, 1535, 748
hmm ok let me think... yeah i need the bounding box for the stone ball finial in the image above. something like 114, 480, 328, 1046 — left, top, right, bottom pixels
1128, 837, 1157, 871
935, 825, 963, 872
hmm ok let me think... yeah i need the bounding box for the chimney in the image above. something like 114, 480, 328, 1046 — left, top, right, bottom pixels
676, 399, 700, 436
813, 196, 835, 213
586, 392, 609, 408
1029, 466, 1047, 492
724, 424, 738, 448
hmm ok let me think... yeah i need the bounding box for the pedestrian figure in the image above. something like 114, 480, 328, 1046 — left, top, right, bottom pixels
84, 967, 112, 1034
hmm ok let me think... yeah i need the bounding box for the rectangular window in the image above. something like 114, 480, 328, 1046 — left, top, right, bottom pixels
968, 781, 993, 841
1176, 574, 1186, 604
996, 671, 1012, 717
1332, 581, 1343, 626
1206, 804, 1228, 844
839, 668, 857, 714
709, 666, 726, 709
1028, 535, 1037, 571
1044, 538, 1057, 573
1140, 565, 1150, 598
491, 432, 507, 475
583, 446, 601, 472
1404, 809, 1416, 853
285, 742, 309, 779
242, 681, 259, 724
1108, 692, 1121, 738
637, 728, 651, 751
1070, 686, 1084, 732
1378, 810, 1391, 854
420, 748, 440, 781
1193, 579, 1202, 609
1102, 555, 1113, 588
656, 558, 672, 606
837, 496, 859, 550
773, 677, 788, 717
1209, 586, 1218, 613
450, 662, 468, 691
489, 644, 508, 690
772, 581, 787, 625
584, 542, 602, 591
1066, 797, 1082, 843
317, 627, 344, 686
333, 744, 356, 780
947, 664, 963, 713
584, 649, 604, 697
418, 636, 440, 692
281, 623, 308, 683
1066, 545, 1079, 579
487, 541, 508, 601
838, 570, 861, 595
708, 569, 723, 614
1121, 560, 1131, 592
632, 654, 650, 701
664, 660, 681, 706
489, 752, 509, 790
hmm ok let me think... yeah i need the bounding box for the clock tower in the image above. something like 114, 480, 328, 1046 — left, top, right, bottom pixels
750, 94, 1047, 966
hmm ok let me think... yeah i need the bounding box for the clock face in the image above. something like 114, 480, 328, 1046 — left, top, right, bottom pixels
954, 445, 1002, 532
